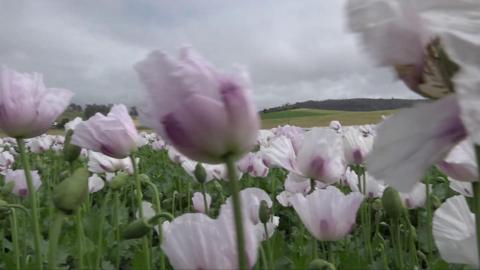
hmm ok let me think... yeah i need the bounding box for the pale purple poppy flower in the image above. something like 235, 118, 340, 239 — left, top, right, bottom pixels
135, 47, 260, 164
329, 120, 342, 133
437, 139, 477, 182
72, 104, 141, 159
272, 125, 305, 153
192, 192, 212, 214
341, 168, 385, 198
0, 151, 15, 174
88, 174, 105, 193
296, 128, 346, 184
256, 129, 276, 147
260, 135, 297, 172
346, 0, 435, 96
449, 178, 473, 197
27, 135, 54, 153
87, 151, 134, 175
5, 169, 42, 198
400, 183, 427, 209
237, 152, 269, 178
161, 211, 259, 269
433, 195, 478, 267
367, 95, 466, 192
221, 188, 280, 241
0, 67, 73, 138
342, 126, 375, 165
290, 186, 363, 241
64, 117, 83, 131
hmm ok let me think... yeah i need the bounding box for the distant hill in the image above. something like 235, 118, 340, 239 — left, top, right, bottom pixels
262, 98, 427, 113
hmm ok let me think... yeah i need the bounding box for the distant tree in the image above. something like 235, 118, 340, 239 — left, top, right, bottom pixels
56, 118, 70, 129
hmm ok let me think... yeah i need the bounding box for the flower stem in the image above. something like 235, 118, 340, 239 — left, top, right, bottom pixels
10, 208, 21, 270
201, 183, 209, 216
425, 175, 433, 263
47, 212, 64, 270
113, 191, 121, 270
473, 145, 480, 265
131, 155, 151, 270
17, 138, 43, 270
74, 210, 85, 270
95, 190, 111, 270
225, 155, 247, 270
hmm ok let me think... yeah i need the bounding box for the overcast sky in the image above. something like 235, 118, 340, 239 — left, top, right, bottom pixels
0, 0, 419, 109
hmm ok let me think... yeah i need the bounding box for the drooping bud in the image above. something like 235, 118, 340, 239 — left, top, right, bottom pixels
431, 195, 441, 209
308, 259, 336, 270
139, 174, 150, 184
109, 172, 130, 191
381, 187, 406, 220
53, 168, 89, 214
123, 218, 152, 240
194, 163, 207, 183
63, 129, 81, 163
259, 200, 271, 224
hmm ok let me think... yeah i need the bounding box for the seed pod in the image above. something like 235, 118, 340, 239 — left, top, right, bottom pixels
63, 129, 81, 163
259, 200, 271, 224
194, 163, 207, 183
308, 259, 336, 270
381, 187, 405, 220
109, 172, 130, 191
53, 168, 89, 215
123, 218, 152, 240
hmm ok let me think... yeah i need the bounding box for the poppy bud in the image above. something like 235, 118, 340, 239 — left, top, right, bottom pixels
194, 163, 207, 183
381, 187, 405, 220
0, 199, 10, 219
63, 129, 81, 163
308, 259, 336, 270
109, 172, 130, 191
53, 168, 89, 214
259, 200, 271, 224
123, 218, 152, 240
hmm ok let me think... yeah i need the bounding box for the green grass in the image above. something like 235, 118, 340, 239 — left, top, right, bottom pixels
261, 108, 396, 128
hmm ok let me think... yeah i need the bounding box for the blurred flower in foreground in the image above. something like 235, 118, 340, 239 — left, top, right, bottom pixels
290, 186, 363, 241
72, 104, 141, 159
161, 212, 259, 269
5, 169, 42, 198
135, 47, 260, 163
0, 67, 73, 138
433, 195, 478, 267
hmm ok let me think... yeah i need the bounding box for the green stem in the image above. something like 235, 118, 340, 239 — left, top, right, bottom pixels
95, 190, 111, 270
259, 245, 269, 270
17, 138, 43, 270
201, 183, 209, 215
425, 175, 433, 263
74, 211, 85, 270
474, 145, 480, 266
113, 192, 121, 270
263, 222, 273, 268
130, 155, 151, 270
225, 155, 247, 270
47, 212, 64, 270
474, 182, 480, 266
10, 209, 20, 270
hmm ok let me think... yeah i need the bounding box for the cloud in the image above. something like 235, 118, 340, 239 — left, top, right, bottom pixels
0, 0, 419, 109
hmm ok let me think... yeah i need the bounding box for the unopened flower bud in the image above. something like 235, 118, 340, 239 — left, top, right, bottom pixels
123, 218, 152, 240
139, 174, 151, 184
409, 224, 417, 241
63, 129, 81, 163
381, 187, 405, 220
308, 259, 336, 270
194, 163, 207, 183
109, 172, 130, 191
259, 200, 271, 224
372, 199, 382, 211
53, 168, 89, 214
431, 195, 441, 209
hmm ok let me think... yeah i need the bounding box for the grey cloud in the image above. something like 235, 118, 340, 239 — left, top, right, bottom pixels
0, 0, 419, 109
